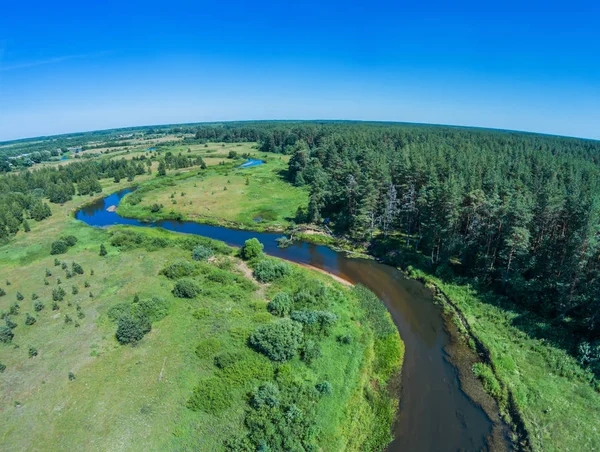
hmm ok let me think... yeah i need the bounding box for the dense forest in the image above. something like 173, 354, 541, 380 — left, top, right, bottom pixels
196, 122, 600, 357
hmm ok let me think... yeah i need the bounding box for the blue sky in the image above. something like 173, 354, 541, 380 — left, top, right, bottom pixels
1, 0, 599, 141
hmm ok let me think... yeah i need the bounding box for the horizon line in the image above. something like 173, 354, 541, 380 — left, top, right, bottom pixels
1, 119, 599, 145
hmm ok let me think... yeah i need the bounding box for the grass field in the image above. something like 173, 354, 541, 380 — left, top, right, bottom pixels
117, 144, 308, 231
0, 179, 402, 451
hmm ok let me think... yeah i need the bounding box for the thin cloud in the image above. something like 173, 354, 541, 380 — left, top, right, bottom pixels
0, 51, 110, 72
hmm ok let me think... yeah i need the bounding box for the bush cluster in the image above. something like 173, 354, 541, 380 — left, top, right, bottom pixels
192, 245, 214, 261
160, 260, 196, 279
249, 319, 303, 362
172, 278, 201, 298
50, 236, 77, 255
240, 238, 263, 260
267, 292, 292, 317
253, 259, 291, 283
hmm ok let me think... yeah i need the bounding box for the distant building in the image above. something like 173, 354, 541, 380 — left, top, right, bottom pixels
67, 146, 82, 153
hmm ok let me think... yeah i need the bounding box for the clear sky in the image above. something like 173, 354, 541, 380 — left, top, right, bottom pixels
1, 0, 599, 141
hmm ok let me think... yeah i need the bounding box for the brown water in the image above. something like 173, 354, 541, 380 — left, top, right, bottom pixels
76, 189, 499, 451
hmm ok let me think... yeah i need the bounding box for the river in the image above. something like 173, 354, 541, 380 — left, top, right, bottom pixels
75, 188, 503, 451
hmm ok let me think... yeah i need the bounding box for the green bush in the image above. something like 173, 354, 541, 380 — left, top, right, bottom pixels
315, 381, 333, 395
25, 313, 36, 326
31, 293, 39, 300
240, 238, 263, 260
131, 296, 169, 322
62, 236, 77, 247
45, 268, 52, 277
99, 243, 107, 256
16, 292, 24, 301
160, 260, 197, 279
253, 260, 291, 283
52, 301, 59, 311
72, 285, 79, 295
116, 314, 151, 344
249, 319, 303, 362
192, 245, 214, 261
8, 302, 20, 315
267, 293, 292, 317
301, 339, 321, 364
107, 302, 132, 322
0, 363, 6, 373
250, 382, 280, 408
52, 286, 66, 302
68, 372, 76, 381
5, 317, 17, 329
0, 325, 14, 343
214, 351, 244, 369
0, 288, 5, 297
50, 240, 68, 255
290, 310, 337, 336
172, 278, 201, 298
195, 338, 222, 359
28, 346, 38, 357
72, 262, 84, 275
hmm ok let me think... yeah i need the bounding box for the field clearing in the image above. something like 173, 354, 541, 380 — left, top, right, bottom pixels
118, 151, 307, 230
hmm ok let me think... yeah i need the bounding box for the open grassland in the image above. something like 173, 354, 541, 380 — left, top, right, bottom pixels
407, 268, 600, 451
117, 147, 307, 231
0, 184, 401, 451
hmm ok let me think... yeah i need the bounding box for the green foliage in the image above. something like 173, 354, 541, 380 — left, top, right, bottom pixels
9, 302, 20, 315
45, 268, 52, 277
116, 314, 151, 344
353, 285, 396, 338
172, 278, 201, 298
33, 300, 44, 312
192, 245, 214, 261
253, 259, 291, 283
187, 377, 233, 414
315, 381, 332, 395
131, 296, 169, 323
0, 362, 6, 373
300, 339, 321, 364
267, 292, 292, 317
160, 260, 196, 279
290, 310, 337, 336
68, 372, 76, 381
0, 325, 14, 343
28, 346, 38, 357
195, 338, 222, 359
72, 285, 79, 295
72, 262, 84, 275
51, 301, 59, 311
50, 240, 68, 255
16, 291, 24, 301
5, 316, 17, 330
249, 319, 303, 362
24, 313, 36, 326
0, 288, 5, 297
240, 238, 263, 260
99, 243, 107, 256
250, 382, 280, 409
52, 286, 66, 302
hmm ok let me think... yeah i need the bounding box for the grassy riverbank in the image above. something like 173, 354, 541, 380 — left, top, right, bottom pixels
405, 267, 600, 451
0, 185, 402, 451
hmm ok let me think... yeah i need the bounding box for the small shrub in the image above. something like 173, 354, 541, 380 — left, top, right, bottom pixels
65, 270, 73, 279
253, 260, 291, 283
25, 313, 37, 326
61, 262, 67, 270
0, 326, 14, 343
301, 339, 322, 364
9, 302, 20, 315
150, 203, 162, 213
99, 244, 107, 256
54, 258, 61, 266
338, 332, 352, 344
250, 382, 280, 409
192, 245, 214, 261
84, 281, 90, 288
172, 278, 201, 298
0, 363, 6, 373
214, 351, 244, 369
160, 260, 196, 279
116, 314, 151, 344
64, 314, 73, 325
34, 301, 44, 312
72, 285, 79, 295
72, 262, 84, 275
5, 317, 17, 329
131, 296, 169, 322
52, 301, 60, 311
315, 381, 333, 395
44, 278, 49, 286
62, 236, 77, 247
57, 278, 62, 285
16, 292, 24, 301
28, 346, 38, 358
240, 238, 263, 260
50, 240, 68, 255
31, 293, 39, 300
68, 372, 76, 381
267, 292, 292, 317
187, 377, 232, 414
248, 319, 303, 362
52, 286, 66, 301
0, 288, 4, 296
45, 268, 52, 277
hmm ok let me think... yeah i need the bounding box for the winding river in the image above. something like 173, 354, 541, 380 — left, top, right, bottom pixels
76, 188, 502, 451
